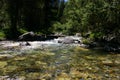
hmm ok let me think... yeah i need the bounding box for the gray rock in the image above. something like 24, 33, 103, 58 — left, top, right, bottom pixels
58, 37, 81, 44
18, 31, 36, 41
75, 33, 81, 37
62, 38, 75, 44
18, 32, 60, 41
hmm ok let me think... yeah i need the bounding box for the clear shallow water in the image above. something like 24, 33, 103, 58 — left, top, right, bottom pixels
0, 38, 120, 80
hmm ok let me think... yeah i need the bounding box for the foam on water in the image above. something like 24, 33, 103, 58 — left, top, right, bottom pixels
0, 36, 83, 54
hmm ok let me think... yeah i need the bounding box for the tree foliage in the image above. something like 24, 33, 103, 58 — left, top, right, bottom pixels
55, 0, 120, 40
0, 0, 120, 41
0, 0, 65, 39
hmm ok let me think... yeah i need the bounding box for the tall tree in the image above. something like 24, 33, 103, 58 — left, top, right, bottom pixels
7, 0, 23, 38
5, 0, 64, 39
60, 0, 120, 39
0, 0, 8, 30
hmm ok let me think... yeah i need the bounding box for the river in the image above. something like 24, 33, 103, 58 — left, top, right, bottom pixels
0, 36, 120, 80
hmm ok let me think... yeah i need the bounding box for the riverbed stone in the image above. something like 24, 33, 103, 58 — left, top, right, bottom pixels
102, 60, 113, 66
0, 61, 7, 68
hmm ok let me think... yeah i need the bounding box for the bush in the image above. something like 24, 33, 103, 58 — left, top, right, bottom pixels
53, 22, 64, 32
0, 31, 5, 39
19, 28, 28, 34
3, 27, 21, 39
82, 38, 91, 44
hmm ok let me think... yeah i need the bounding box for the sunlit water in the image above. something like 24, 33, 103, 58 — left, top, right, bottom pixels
0, 36, 119, 80
0, 36, 82, 55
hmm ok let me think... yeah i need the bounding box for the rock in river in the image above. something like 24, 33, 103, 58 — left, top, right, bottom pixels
58, 37, 81, 44
18, 31, 36, 41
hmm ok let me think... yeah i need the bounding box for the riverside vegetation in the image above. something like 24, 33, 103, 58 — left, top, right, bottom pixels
0, 0, 120, 80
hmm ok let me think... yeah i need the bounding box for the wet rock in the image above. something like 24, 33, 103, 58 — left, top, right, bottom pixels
101, 35, 120, 52
88, 42, 99, 48
79, 44, 89, 48
34, 35, 44, 41
75, 33, 81, 37
25, 42, 31, 46
58, 37, 81, 44
62, 38, 75, 44
104, 43, 120, 52
19, 42, 31, 46
0, 54, 13, 59
18, 31, 36, 41
0, 76, 9, 80
18, 32, 61, 41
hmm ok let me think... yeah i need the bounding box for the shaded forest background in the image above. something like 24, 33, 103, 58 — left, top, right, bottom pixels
0, 0, 120, 44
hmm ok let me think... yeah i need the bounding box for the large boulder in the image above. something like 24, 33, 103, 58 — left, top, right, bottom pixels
18, 32, 59, 41
58, 37, 81, 44
62, 38, 75, 44
18, 31, 36, 41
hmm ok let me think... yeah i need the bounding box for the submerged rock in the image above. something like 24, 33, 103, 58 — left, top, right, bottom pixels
0, 61, 7, 68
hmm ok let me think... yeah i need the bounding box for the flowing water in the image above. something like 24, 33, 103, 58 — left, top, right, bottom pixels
0, 36, 120, 80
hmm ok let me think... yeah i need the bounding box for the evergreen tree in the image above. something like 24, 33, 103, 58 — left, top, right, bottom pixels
4, 0, 62, 39
59, 0, 120, 40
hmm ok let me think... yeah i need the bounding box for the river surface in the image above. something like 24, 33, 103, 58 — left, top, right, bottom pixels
0, 37, 120, 80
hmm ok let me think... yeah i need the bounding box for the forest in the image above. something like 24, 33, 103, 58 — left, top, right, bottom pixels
0, 0, 119, 41
0, 0, 120, 79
